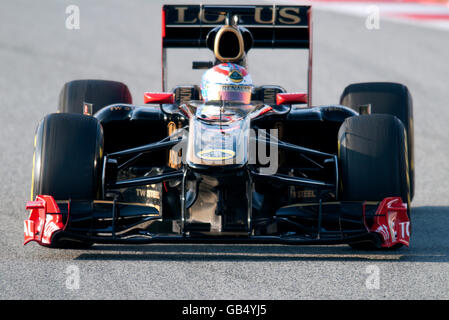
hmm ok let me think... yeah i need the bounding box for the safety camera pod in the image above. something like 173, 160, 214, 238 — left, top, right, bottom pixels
206, 21, 253, 66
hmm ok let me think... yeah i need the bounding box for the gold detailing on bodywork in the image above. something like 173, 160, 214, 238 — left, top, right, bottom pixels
214, 25, 245, 63
168, 121, 182, 169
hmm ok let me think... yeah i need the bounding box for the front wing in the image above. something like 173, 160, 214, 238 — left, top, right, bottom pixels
24, 195, 410, 248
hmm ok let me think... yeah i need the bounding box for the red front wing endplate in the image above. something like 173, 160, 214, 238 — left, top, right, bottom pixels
24, 195, 64, 246
369, 197, 410, 247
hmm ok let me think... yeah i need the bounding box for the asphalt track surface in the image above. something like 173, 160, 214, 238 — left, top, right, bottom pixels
0, 0, 448, 300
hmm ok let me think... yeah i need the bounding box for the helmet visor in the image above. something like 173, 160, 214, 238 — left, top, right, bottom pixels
204, 84, 252, 104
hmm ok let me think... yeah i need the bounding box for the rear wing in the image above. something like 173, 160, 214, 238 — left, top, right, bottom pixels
161, 4, 313, 105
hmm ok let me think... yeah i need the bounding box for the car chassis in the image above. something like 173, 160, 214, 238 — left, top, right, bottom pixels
24, 5, 410, 249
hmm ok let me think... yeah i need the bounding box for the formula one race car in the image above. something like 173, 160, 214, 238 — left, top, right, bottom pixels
24, 5, 413, 250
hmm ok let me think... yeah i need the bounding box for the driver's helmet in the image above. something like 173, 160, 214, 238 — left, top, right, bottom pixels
200, 63, 253, 105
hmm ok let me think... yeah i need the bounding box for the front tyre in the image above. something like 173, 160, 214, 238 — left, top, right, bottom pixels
31, 113, 104, 248
340, 82, 414, 200
338, 114, 410, 250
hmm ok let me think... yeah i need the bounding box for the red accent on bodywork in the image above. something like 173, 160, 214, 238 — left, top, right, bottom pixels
162, 8, 166, 38
255, 105, 273, 117
276, 93, 308, 105
161, 7, 167, 91
24, 195, 64, 246
370, 197, 410, 247
144, 92, 174, 104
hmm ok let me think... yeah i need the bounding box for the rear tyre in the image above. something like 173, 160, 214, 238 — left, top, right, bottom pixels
338, 114, 410, 250
58, 79, 132, 115
31, 113, 104, 248
340, 82, 414, 200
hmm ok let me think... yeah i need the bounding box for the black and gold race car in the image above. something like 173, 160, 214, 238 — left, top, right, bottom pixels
24, 5, 413, 250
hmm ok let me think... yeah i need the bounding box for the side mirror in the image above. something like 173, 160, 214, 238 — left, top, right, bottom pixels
276, 93, 308, 105
144, 92, 174, 104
